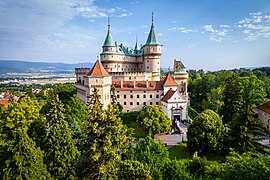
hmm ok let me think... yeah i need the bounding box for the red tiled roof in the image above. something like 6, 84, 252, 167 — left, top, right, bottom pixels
113, 80, 163, 91
87, 60, 110, 77
161, 89, 175, 102
0, 100, 10, 107
163, 73, 178, 86
258, 100, 270, 115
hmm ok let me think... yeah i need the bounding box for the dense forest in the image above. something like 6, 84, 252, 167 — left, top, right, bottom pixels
0, 67, 270, 179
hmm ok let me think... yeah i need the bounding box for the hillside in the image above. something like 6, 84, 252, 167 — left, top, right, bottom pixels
0, 60, 93, 74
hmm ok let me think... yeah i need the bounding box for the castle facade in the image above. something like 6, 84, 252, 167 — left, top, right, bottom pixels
75, 15, 189, 121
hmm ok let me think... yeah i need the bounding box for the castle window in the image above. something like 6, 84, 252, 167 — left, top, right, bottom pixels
143, 102, 146, 106
156, 90, 159, 92
150, 102, 153, 105
147, 66, 149, 69
130, 95, 133, 98
143, 95, 146, 98
124, 95, 126, 99
137, 95, 139, 98
130, 91, 133, 93
144, 91, 146, 93
156, 102, 159, 105
156, 95, 159, 98
117, 95, 120, 98
137, 102, 139, 105
124, 102, 126, 105
150, 94, 152, 98
82, 80, 84, 85
130, 102, 133, 105
96, 79, 98, 83
147, 60, 149, 62
117, 91, 119, 93
158, 62, 159, 64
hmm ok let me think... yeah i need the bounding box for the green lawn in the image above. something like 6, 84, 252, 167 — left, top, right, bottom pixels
168, 143, 226, 162
132, 127, 148, 137
168, 143, 192, 160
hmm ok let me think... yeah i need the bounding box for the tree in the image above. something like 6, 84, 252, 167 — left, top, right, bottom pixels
0, 97, 50, 179
65, 94, 89, 139
227, 76, 267, 153
44, 95, 79, 179
187, 109, 225, 154
214, 151, 270, 179
134, 137, 170, 180
202, 87, 224, 114
163, 159, 192, 180
118, 160, 152, 180
221, 74, 243, 124
138, 105, 171, 136
78, 88, 131, 179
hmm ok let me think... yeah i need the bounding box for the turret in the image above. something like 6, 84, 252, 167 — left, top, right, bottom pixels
100, 16, 118, 72
173, 59, 188, 96
143, 13, 162, 81
102, 16, 116, 52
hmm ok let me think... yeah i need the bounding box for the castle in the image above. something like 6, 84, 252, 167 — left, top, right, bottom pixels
75, 15, 189, 121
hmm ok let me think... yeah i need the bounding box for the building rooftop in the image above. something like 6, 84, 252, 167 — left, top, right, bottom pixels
87, 60, 110, 77
163, 73, 178, 86
145, 13, 159, 45
161, 89, 176, 102
258, 100, 270, 115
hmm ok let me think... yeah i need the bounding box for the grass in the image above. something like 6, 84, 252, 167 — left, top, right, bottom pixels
132, 127, 148, 138
168, 143, 226, 162
168, 143, 192, 160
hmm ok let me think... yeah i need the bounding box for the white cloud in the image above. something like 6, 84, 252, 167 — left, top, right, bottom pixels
220, 24, 230, 28
202, 24, 228, 42
168, 27, 196, 33
238, 12, 270, 41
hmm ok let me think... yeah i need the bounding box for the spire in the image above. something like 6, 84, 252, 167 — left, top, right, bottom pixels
134, 35, 139, 51
145, 12, 159, 45
103, 15, 115, 47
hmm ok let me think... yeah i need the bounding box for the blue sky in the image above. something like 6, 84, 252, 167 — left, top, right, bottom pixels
0, 0, 269, 70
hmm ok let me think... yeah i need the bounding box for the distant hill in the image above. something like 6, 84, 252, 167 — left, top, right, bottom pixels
0, 60, 93, 74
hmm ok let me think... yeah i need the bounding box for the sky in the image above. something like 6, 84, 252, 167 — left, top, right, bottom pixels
0, 0, 269, 70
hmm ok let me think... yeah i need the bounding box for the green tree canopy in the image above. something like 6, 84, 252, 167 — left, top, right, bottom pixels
78, 88, 131, 179
187, 109, 225, 154
226, 76, 267, 153
138, 105, 171, 136
134, 137, 170, 180
44, 94, 79, 179
0, 96, 50, 179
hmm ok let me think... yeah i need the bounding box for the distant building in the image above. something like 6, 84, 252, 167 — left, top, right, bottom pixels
257, 100, 270, 131
75, 14, 189, 121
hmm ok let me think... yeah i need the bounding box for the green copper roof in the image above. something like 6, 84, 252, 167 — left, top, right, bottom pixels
145, 13, 159, 45
103, 31, 115, 47
134, 36, 139, 51
103, 16, 115, 47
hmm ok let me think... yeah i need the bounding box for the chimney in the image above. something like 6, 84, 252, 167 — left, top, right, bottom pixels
133, 80, 136, 88
146, 79, 149, 88
121, 80, 123, 88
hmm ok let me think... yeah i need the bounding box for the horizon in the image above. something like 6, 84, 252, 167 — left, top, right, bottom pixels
0, 0, 269, 71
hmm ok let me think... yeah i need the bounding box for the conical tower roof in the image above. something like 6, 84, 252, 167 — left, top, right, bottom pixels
103, 16, 115, 47
163, 72, 178, 86
134, 36, 139, 51
145, 13, 159, 45
87, 60, 110, 77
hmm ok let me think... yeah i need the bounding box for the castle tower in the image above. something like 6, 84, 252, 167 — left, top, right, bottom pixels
143, 13, 161, 81
173, 59, 188, 96
86, 60, 112, 109
100, 16, 117, 72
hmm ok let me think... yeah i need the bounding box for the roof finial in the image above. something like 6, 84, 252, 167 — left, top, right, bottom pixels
97, 53, 100, 61
152, 12, 154, 27
108, 15, 110, 31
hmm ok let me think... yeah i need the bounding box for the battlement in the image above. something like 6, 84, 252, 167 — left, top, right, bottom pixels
75, 68, 91, 74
